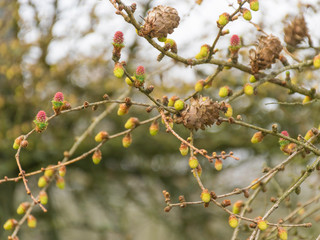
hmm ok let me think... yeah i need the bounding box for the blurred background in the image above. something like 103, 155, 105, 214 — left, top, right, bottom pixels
1, 0, 320, 239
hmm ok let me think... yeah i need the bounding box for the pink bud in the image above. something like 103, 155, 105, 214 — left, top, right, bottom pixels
113, 31, 124, 45
54, 92, 64, 102
36, 111, 47, 122
136, 66, 145, 76
230, 35, 240, 46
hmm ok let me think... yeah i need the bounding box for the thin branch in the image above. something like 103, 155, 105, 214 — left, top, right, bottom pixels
219, 117, 320, 155
249, 156, 320, 240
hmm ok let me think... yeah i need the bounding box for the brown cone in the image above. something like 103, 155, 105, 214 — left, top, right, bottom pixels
284, 16, 310, 48
249, 35, 283, 73
176, 96, 224, 131
139, 5, 180, 39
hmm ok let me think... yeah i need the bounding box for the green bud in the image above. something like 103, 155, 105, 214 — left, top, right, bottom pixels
174, 100, 185, 111
92, 149, 102, 164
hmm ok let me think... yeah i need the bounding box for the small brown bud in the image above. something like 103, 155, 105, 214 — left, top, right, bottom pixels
272, 124, 278, 132
270, 197, 277, 203
83, 101, 89, 108
92, 105, 98, 111
103, 94, 109, 100
61, 101, 71, 110
249, 223, 257, 228
124, 97, 132, 106
164, 206, 172, 212
162, 96, 169, 106
243, 189, 250, 198
210, 191, 217, 199
231, 15, 239, 21
20, 140, 28, 148
146, 106, 153, 113
145, 85, 154, 94
228, 117, 235, 124
164, 191, 170, 199
221, 199, 231, 207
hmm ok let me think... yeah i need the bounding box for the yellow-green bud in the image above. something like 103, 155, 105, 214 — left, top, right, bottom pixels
218, 13, 229, 26
302, 95, 312, 104
313, 54, 320, 68
232, 200, 243, 214
117, 103, 129, 116
242, 8, 252, 21
195, 80, 205, 92
3, 219, 17, 230
149, 121, 159, 136
201, 189, 211, 203
214, 159, 223, 171
17, 202, 30, 215
92, 149, 102, 164
39, 191, 48, 205
174, 99, 185, 111
189, 156, 199, 169
249, 75, 257, 83
113, 62, 124, 78
219, 86, 232, 98
228, 215, 238, 228
38, 176, 49, 188
44, 165, 55, 177
278, 227, 288, 240
94, 131, 109, 142
195, 44, 210, 59
304, 129, 314, 141
125, 76, 135, 86
251, 131, 264, 143
56, 176, 65, 189
168, 96, 179, 107
13, 136, 23, 149
27, 215, 37, 228
122, 133, 132, 148
179, 143, 189, 156
124, 117, 139, 129
257, 220, 268, 231
244, 83, 254, 96
59, 165, 66, 177
251, 178, 260, 190
224, 103, 233, 117
250, 0, 259, 11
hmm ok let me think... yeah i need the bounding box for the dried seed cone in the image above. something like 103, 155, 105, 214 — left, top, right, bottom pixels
249, 35, 283, 73
139, 5, 180, 39
284, 16, 309, 48
177, 96, 222, 131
